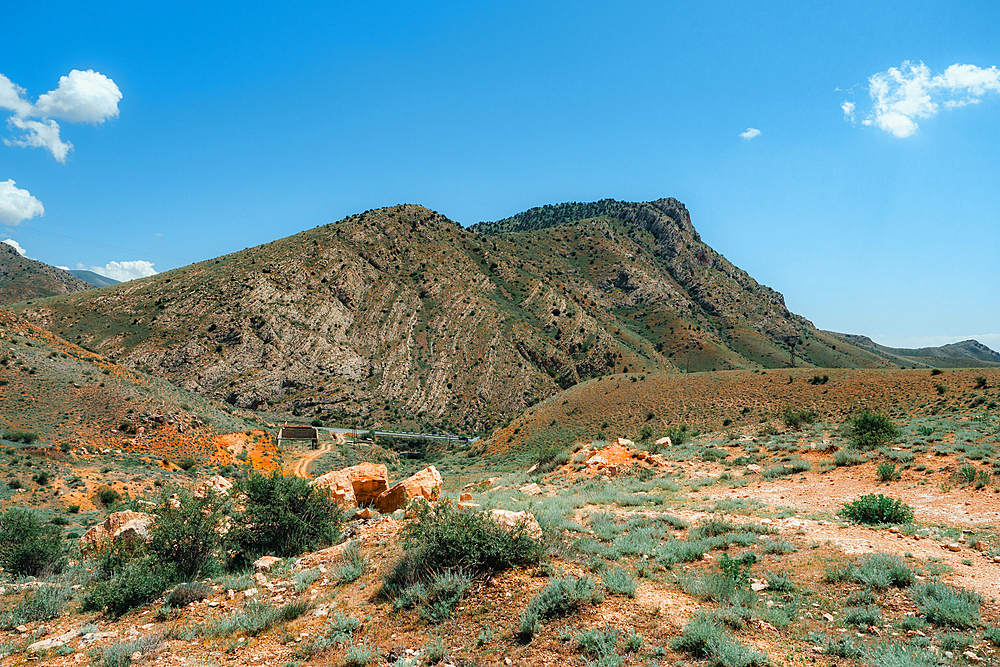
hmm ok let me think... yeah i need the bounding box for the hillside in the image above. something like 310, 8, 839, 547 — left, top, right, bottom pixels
16, 200, 888, 433
0, 242, 92, 303
832, 333, 1000, 368
486, 367, 1000, 455
0, 307, 253, 452
69, 269, 121, 287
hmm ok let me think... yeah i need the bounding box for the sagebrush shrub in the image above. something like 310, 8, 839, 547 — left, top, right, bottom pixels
0, 507, 66, 576
847, 411, 900, 449
602, 566, 638, 598
166, 582, 213, 607
148, 488, 229, 579
517, 576, 603, 643
839, 494, 914, 525
910, 581, 982, 628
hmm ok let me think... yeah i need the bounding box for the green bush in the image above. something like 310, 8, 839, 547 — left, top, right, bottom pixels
231, 470, 344, 564
782, 407, 817, 430
342, 640, 379, 667
843, 605, 882, 628
166, 582, 213, 607
97, 486, 121, 507
418, 570, 473, 624
0, 507, 66, 576
833, 450, 866, 467
575, 625, 620, 658
96, 635, 162, 667
847, 411, 900, 450
839, 494, 914, 525
3, 431, 38, 444
517, 576, 603, 643
602, 566, 638, 597
910, 581, 982, 628
333, 541, 367, 584
0, 584, 72, 629
148, 488, 229, 579
384, 501, 541, 593
202, 600, 308, 637
761, 538, 796, 555
177, 457, 197, 471
671, 613, 769, 667
876, 462, 900, 482
83, 553, 175, 618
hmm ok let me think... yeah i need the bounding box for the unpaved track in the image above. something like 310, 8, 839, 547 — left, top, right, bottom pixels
291, 434, 343, 478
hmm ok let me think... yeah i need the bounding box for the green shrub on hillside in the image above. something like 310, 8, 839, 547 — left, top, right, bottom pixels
846, 411, 900, 450
839, 494, 913, 525
231, 470, 345, 564
910, 581, 982, 628
781, 407, 817, 430
0, 507, 66, 576
517, 576, 604, 643
148, 488, 229, 579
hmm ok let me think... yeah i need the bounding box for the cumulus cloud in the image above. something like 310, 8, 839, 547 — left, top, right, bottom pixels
0, 69, 121, 161
852, 61, 1000, 137
841, 100, 856, 123
739, 127, 761, 140
2, 238, 26, 255
89, 260, 157, 282
0, 179, 44, 226
5, 117, 72, 162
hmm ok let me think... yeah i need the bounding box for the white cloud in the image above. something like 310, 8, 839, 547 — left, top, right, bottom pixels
0, 179, 44, 226
0, 69, 121, 161
55, 265, 68, 270
5, 117, 72, 163
841, 100, 856, 123
739, 127, 761, 140
2, 238, 26, 255
90, 260, 157, 282
854, 61, 1000, 137
34, 70, 122, 124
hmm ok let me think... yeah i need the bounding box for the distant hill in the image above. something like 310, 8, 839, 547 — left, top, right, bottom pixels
0, 242, 92, 303
0, 308, 252, 447
17, 200, 889, 433
69, 270, 120, 287
830, 333, 1000, 368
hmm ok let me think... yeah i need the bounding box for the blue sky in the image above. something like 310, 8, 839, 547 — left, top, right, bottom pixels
1, 0, 997, 350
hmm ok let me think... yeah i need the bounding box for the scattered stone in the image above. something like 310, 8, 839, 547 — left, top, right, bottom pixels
973, 541, 989, 551
310, 462, 390, 509
964, 651, 982, 662
254, 572, 268, 586
616, 437, 635, 447
489, 509, 542, 539
374, 466, 442, 514
244, 588, 258, 598
459, 493, 472, 502
354, 507, 375, 520
750, 578, 769, 592
79, 510, 153, 555
654, 436, 672, 446
253, 556, 281, 572
746, 464, 762, 472
457, 502, 481, 510
195, 475, 233, 498
823, 613, 835, 622
519, 483, 542, 496
947, 543, 962, 552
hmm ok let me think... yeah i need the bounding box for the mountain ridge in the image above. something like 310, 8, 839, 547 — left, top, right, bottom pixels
15, 199, 894, 431
0, 242, 92, 303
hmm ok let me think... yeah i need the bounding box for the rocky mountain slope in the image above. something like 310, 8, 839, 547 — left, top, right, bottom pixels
0, 242, 92, 303
0, 308, 250, 448
68, 269, 120, 287
831, 333, 1000, 368
16, 200, 889, 433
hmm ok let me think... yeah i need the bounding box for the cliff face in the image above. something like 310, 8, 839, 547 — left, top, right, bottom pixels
18, 201, 888, 432
0, 242, 92, 304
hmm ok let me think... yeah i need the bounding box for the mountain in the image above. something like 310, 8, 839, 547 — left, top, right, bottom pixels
0, 242, 92, 303
69, 270, 121, 287
0, 308, 250, 448
830, 333, 1000, 368
15, 200, 889, 433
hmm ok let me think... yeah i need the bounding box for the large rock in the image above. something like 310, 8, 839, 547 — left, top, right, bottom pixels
374, 466, 442, 514
310, 462, 389, 508
79, 510, 153, 555
490, 509, 542, 539
195, 475, 233, 498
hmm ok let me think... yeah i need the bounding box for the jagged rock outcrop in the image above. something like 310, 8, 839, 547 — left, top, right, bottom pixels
374, 465, 442, 514
79, 510, 153, 555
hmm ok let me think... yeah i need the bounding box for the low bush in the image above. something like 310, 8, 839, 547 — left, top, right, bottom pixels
83, 554, 175, 618
148, 488, 229, 579
418, 570, 473, 624
231, 471, 345, 565
847, 411, 900, 450
843, 605, 882, 628
866, 642, 939, 667
517, 576, 603, 643
833, 450, 866, 467
761, 538, 796, 555
782, 407, 817, 430
202, 600, 308, 637
575, 625, 620, 658
672, 613, 769, 667
95, 635, 162, 667
839, 494, 914, 525
342, 640, 380, 667
0, 507, 66, 576
876, 462, 900, 482
166, 582, 213, 607
2, 431, 38, 444
0, 584, 72, 629
333, 541, 367, 584
602, 566, 638, 598
827, 553, 915, 589
910, 581, 982, 628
